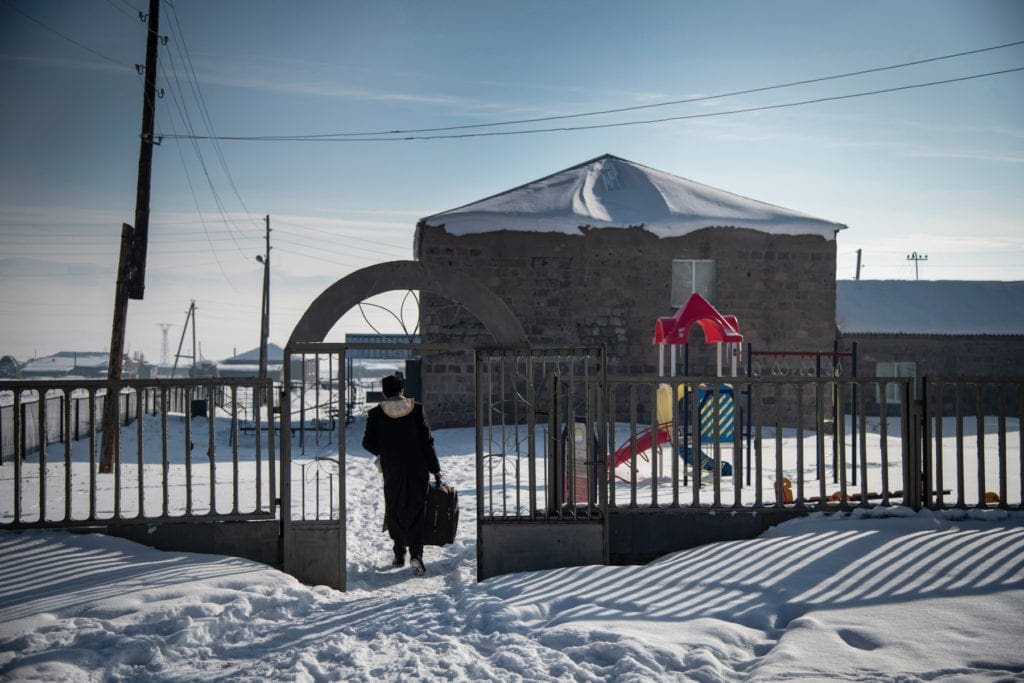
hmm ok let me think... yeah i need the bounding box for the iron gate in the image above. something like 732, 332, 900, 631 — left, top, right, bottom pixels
475, 347, 608, 580
279, 343, 608, 587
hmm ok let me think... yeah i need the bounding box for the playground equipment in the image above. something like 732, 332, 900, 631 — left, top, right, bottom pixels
613, 293, 742, 480
612, 382, 735, 477
613, 293, 862, 493
653, 293, 743, 378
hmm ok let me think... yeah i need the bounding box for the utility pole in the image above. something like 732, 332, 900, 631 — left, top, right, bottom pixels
906, 251, 928, 280
170, 301, 196, 379
128, 0, 161, 301
257, 215, 271, 380
100, 0, 161, 473
855, 248, 862, 280
192, 300, 198, 373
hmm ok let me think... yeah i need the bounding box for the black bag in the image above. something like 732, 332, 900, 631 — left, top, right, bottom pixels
422, 481, 459, 546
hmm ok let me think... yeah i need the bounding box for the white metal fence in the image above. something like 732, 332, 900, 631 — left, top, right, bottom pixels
0, 378, 277, 527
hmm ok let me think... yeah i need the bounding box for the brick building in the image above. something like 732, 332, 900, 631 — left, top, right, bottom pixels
837, 280, 1024, 415
415, 154, 847, 426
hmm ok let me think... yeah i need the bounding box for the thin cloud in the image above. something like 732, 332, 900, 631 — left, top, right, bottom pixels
174, 52, 553, 114
0, 53, 129, 75
0, 206, 127, 227
905, 148, 1024, 164
192, 60, 486, 108
0, 256, 110, 278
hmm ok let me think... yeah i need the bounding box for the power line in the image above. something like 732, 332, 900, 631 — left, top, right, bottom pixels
222, 39, 1024, 139
271, 220, 411, 253
159, 32, 262, 278
163, 0, 260, 236
273, 246, 380, 270
102, 0, 139, 23
159, 66, 1024, 143
162, 39, 1024, 140
159, 60, 239, 289
272, 229, 408, 260
3, 0, 132, 68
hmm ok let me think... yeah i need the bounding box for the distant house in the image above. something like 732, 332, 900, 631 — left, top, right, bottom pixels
416, 153, 847, 426
19, 351, 111, 379
837, 280, 1024, 413
217, 343, 305, 382
218, 344, 281, 379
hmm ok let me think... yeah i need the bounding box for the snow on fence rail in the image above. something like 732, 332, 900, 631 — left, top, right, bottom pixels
0, 378, 277, 528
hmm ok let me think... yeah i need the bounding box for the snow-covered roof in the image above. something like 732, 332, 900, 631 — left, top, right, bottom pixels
837, 280, 1024, 335
421, 154, 847, 239
20, 351, 108, 374
222, 343, 284, 364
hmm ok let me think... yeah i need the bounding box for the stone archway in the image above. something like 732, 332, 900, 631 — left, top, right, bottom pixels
287, 260, 527, 346
280, 261, 527, 590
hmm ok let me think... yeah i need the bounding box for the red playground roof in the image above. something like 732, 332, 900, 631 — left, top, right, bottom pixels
653, 293, 743, 345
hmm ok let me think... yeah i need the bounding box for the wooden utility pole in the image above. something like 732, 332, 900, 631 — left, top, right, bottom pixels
855, 248, 862, 280
257, 215, 271, 379
128, 0, 161, 300
101, 0, 161, 473
170, 301, 197, 379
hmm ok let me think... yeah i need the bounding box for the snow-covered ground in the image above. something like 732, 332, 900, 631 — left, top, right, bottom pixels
1, 415, 1023, 681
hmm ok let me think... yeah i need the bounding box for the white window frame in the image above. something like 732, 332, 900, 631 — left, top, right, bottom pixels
876, 361, 917, 405
671, 259, 716, 307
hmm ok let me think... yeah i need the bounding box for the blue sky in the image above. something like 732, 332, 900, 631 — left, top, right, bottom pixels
1, 0, 1022, 362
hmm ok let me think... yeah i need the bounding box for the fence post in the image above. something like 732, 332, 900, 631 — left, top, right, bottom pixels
59, 392, 65, 444
20, 401, 27, 462
904, 379, 923, 511
921, 376, 932, 508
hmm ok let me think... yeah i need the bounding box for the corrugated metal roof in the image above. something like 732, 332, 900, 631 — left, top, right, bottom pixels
222, 343, 285, 364
837, 280, 1024, 335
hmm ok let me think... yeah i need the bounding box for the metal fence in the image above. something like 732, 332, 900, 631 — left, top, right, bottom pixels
1, 386, 152, 463
922, 377, 1023, 510
0, 378, 277, 528
480, 373, 1023, 519
606, 376, 918, 510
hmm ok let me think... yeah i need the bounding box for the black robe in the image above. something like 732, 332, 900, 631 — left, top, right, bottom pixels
362, 397, 440, 557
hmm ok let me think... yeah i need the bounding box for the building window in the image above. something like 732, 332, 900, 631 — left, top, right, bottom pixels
672, 259, 716, 307
876, 361, 916, 405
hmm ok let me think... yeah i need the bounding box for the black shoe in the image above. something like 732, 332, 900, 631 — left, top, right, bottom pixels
392, 550, 406, 567
410, 557, 425, 576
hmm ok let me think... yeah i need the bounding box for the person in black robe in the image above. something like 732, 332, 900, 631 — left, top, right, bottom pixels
362, 372, 441, 576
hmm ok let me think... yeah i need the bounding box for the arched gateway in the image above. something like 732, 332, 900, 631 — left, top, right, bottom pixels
281, 260, 535, 589
286, 260, 527, 346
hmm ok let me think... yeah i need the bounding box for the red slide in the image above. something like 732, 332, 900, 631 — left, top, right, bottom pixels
612, 425, 672, 469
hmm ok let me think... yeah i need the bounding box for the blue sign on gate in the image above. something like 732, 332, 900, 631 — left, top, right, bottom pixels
344, 334, 421, 360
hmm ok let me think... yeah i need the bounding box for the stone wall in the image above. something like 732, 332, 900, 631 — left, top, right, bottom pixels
417, 223, 839, 427
840, 333, 1024, 416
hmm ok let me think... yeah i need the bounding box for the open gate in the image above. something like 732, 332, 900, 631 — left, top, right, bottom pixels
278, 343, 608, 588
279, 342, 347, 589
